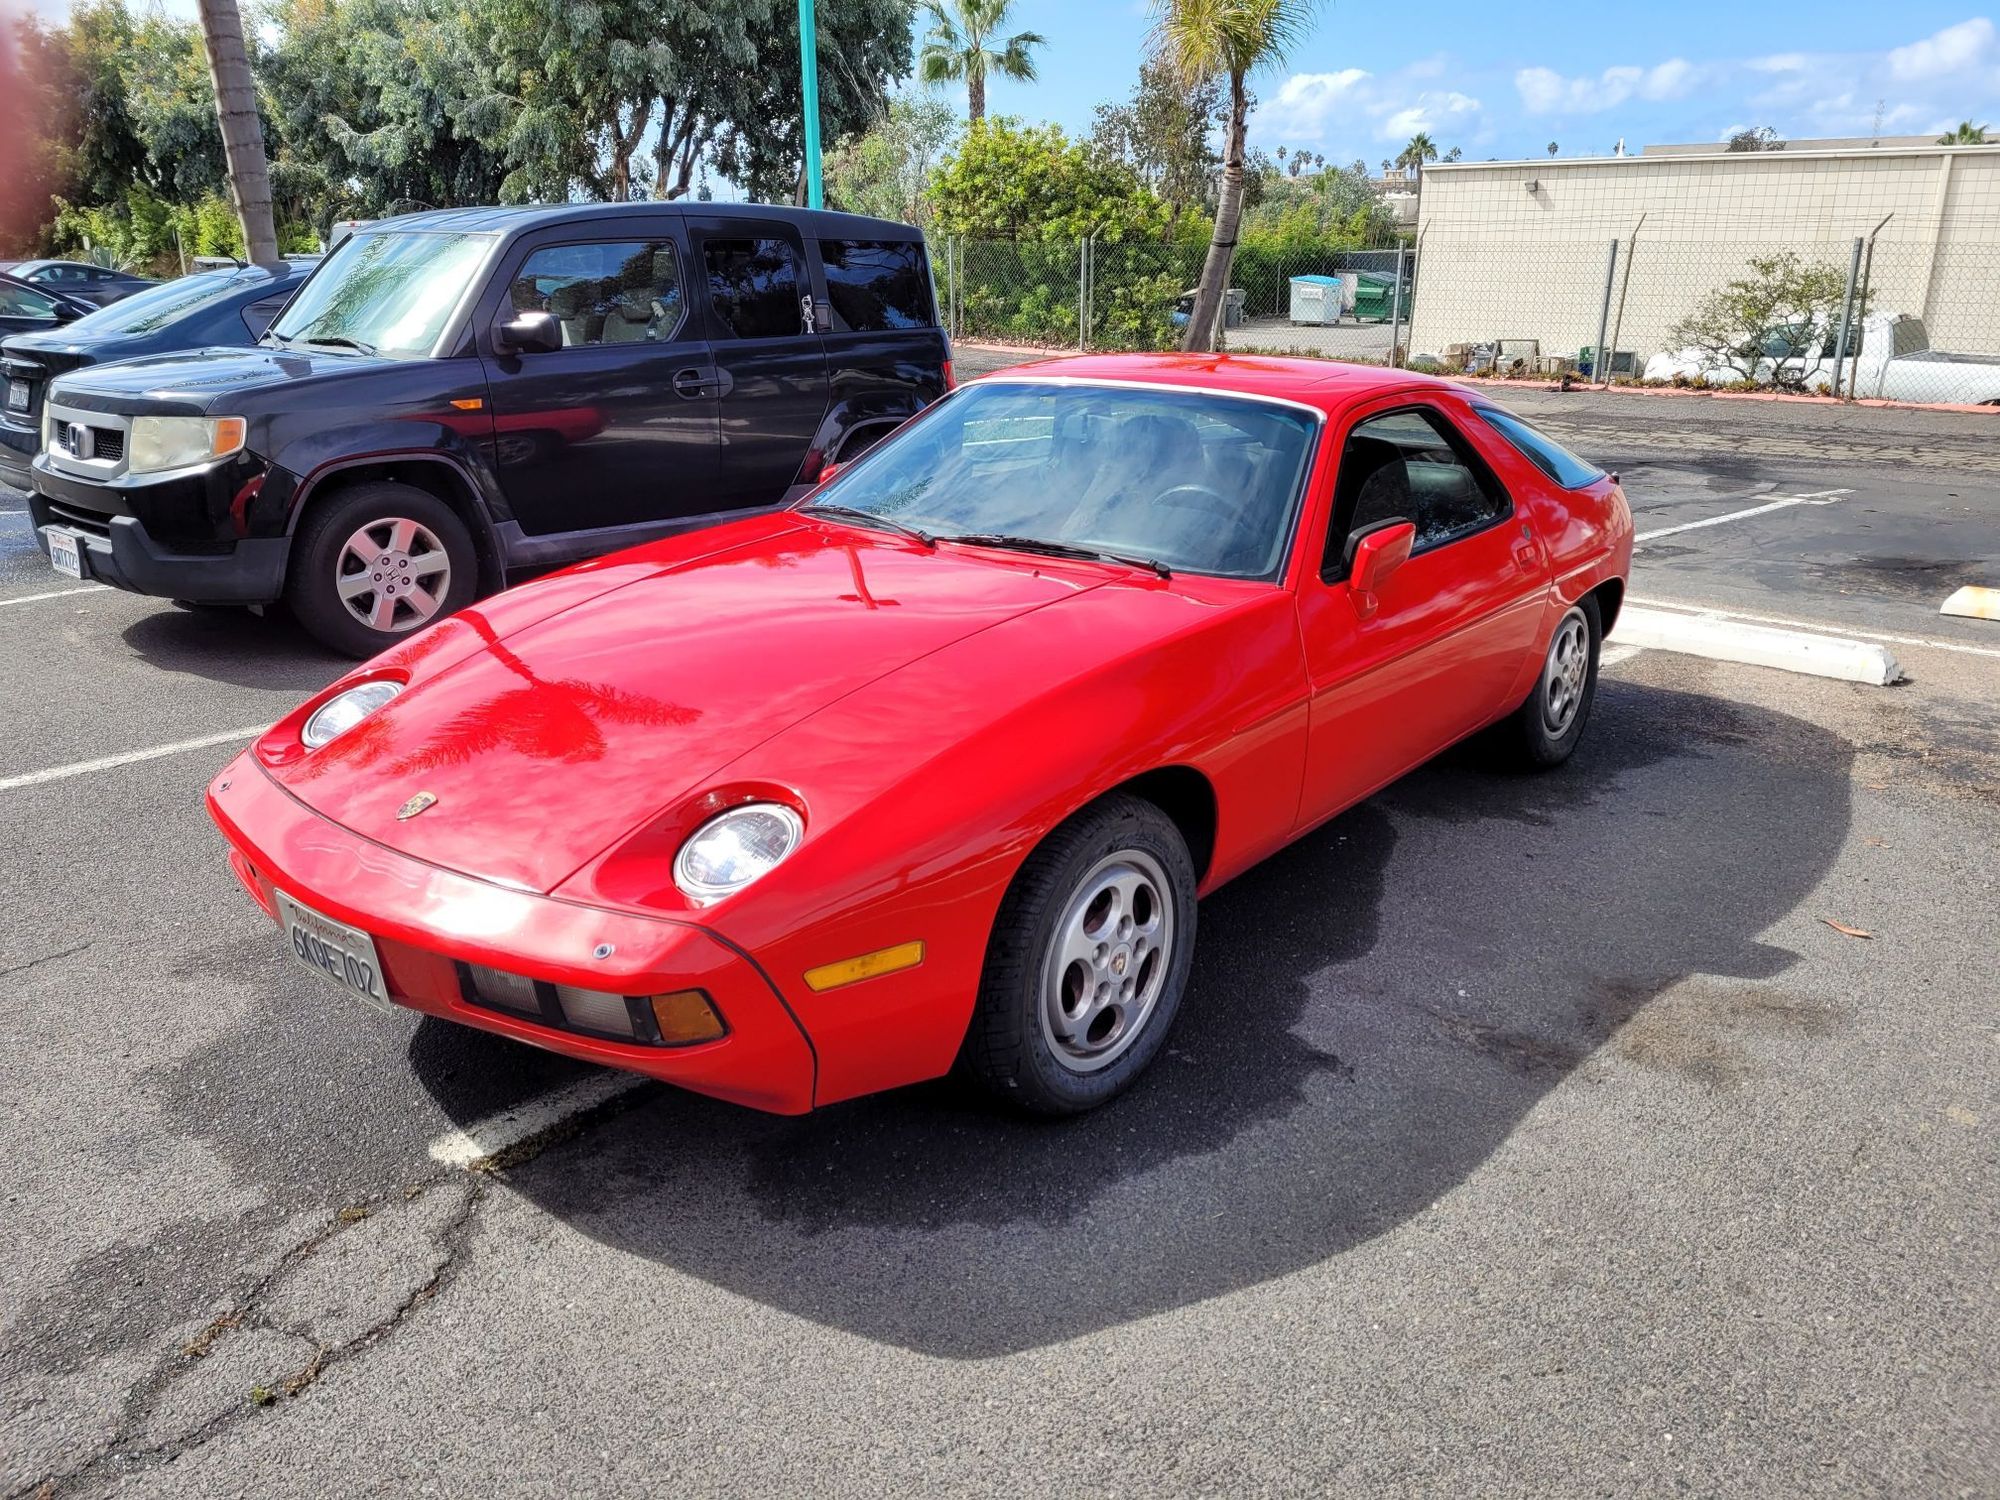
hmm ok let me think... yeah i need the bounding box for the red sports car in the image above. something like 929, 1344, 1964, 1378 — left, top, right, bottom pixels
207, 355, 1631, 1116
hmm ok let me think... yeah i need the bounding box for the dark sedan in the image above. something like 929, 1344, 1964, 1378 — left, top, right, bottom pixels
0, 272, 94, 343
0, 260, 316, 490
1, 259, 158, 308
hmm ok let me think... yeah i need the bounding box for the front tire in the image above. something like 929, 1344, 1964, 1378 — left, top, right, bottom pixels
960, 795, 1197, 1116
285, 483, 477, 658
1494, 595, 1602, 769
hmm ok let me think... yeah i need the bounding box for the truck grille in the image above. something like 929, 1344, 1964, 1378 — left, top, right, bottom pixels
54, 421, 124, 463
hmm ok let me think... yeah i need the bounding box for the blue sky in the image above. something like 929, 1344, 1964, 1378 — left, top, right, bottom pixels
24, 0, 2000, 163
964, 2, 2000, 160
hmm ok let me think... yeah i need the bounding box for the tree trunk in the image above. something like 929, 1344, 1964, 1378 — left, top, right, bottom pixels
967, 67, 985, 124
1183, 74, 1246, 353
196, 0, 279, 266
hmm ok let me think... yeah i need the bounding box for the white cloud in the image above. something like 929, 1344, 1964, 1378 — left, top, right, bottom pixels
1887, 17, 1995, 80
1262, 66, 1486, 151
1516, 59, 1699, 115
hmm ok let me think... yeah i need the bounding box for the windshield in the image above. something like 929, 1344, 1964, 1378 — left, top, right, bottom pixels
269, 230, 491, 358
66, 268, 271, 336
807, 381, 1319, 580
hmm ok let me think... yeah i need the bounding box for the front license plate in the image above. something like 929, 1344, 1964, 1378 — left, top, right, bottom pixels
5, 380, 27, 413
276, 891, 393, 1014
44, 528, 84, 580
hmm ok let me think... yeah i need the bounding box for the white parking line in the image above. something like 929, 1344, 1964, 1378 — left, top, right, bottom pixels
0, 726, 263, 793
1634, 489, 1850, 544
427, 1072, 650, 1168
0, 586, 97, 608
1599, 643, 1642, 668
1630, 595, 2000, 661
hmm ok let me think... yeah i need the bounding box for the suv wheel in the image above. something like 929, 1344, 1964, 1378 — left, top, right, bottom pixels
286, 482, 477, 657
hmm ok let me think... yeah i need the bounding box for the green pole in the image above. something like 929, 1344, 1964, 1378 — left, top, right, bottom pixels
799, 0, 823, 208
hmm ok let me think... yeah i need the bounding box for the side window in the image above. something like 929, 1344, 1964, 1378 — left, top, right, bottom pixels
242, 292, 293, 339
818, 240, 933, 332
1474, 408, 1604, 489
0, 282, 58, 319
1323, 406, 1510, 575
508, 240, 685, 348
702, 237, 806, 340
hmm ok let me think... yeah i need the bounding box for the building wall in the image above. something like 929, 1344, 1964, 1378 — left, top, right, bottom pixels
1409, 147, 2000, 364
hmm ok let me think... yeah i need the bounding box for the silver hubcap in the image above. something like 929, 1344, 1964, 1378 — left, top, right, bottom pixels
335, 517, 451, 634
1542, 608, 1591, 735
1040, 850, 1175, 1074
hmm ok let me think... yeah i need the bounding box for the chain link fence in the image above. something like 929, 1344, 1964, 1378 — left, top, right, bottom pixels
938, 209, 2000, 407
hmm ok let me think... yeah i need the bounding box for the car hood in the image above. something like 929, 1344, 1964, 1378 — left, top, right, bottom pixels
270, 517, 1107, 894
44, 345, 388, 416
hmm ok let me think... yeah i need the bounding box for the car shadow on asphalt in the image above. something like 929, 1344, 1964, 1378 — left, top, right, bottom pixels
120, 603, 347, 690
412, 679, 1854, 1358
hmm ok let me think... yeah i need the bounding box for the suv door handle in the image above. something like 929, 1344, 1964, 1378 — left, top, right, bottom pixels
672, 368, 722, 399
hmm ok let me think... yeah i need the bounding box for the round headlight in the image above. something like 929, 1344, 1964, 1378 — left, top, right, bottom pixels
301, 680, 402, 749
674, 803, 803, 902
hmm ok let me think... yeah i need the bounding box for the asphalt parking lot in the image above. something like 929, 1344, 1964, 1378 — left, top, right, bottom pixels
3, 383, 1996, 1497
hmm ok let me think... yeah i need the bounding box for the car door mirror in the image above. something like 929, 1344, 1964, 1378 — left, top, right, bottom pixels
494, 310, 562, 356
1346, 519, 1416, 619
816, 460, 842, 485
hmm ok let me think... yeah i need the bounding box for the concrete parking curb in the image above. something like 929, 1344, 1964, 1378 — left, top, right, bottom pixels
1612, 605, 1903, 686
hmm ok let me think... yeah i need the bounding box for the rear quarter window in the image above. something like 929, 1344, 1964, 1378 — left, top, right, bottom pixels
818, 240, 934, 333
1475, 408, 1604, 489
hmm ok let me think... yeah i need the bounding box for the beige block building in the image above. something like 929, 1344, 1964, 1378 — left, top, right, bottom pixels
1408, 145, 2000, 366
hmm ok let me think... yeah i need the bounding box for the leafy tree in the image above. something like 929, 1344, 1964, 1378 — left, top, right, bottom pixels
928, 117, 1170, 241
1, 16, 80, 254
918, 0, 1045, 123
1726, 125, 1781, 152
1937, 121, 1989, 144
1664, 251, 1860, 392
1150, 0, 1319, 351
1090, 56, 1223, 234
825, 93, 959, 225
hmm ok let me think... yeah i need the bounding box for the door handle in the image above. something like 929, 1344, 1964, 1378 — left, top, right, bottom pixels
672, 368, 721, 399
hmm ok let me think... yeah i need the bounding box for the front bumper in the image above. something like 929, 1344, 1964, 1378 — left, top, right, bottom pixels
27, 470, 288, 603
206, 755, 819, 1114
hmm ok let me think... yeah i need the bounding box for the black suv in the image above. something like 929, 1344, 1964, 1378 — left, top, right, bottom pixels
29, 202, 950, 655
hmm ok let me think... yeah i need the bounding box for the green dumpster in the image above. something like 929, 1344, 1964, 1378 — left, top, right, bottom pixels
1351, 272, 1397, 322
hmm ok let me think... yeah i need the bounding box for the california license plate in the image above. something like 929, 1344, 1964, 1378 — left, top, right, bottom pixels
276, 891, 392, 1013
5, 380, 26, 413
44, 528, 84, 580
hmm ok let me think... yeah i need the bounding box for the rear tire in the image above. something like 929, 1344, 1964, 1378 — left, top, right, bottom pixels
284, 482, 477, 658
1492, 595, 1602, 770
959, 795, 1197, 1116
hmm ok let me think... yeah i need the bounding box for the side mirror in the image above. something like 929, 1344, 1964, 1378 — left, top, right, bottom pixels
816, 460, 843, 485
494, 310, 561, 356
1346, 520, 1415, 619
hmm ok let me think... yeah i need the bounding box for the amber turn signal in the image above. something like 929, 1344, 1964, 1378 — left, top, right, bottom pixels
802, 940, 925, 993
649, 989, 727, 1045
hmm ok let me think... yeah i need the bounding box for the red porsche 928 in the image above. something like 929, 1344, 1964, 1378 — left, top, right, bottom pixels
207, 355, 1632, 1116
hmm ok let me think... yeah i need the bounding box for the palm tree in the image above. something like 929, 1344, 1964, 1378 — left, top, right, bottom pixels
195, 0, 278, 265
1546, 140, 1558, 157
918, 0, 1047, 123
1396, 132, 1437, 180
1937, 121, 1990, 144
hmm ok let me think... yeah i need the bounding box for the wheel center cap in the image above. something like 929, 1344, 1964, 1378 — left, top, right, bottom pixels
1110, 947, 1131, 977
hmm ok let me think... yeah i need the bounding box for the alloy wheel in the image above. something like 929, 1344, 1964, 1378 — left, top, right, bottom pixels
1040, 849, 1176, 1074
1541, 608, 1590, 735
335, 516, 452, 634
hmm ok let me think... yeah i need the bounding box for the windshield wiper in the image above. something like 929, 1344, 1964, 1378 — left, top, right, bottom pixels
804, 502, 935, 547
938, 532, 1172, 578
301, 334, 378, 355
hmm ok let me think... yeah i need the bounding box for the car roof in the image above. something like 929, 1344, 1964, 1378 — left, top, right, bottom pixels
983, 352, 1476, 416
357, 200, 927, 242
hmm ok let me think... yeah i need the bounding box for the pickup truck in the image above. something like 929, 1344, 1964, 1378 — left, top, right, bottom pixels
1645, 312, 2000, 404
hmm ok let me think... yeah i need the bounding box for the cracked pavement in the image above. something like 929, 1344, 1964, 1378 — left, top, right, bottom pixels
3, 393, 1997, 1496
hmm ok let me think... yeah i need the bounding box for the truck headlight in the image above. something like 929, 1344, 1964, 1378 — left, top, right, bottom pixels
128, 415, 248, 474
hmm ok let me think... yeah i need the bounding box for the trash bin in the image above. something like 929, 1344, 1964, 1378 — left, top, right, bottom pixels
1350, 273, 1396, 322
1288, 275, 1342, 326
1225, 287, 1246, 329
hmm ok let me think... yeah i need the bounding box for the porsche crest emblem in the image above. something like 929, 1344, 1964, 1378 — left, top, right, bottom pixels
395, 791, 439, 821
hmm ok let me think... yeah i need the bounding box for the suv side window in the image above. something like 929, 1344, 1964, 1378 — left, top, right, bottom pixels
242, 291, 293, 340
1323, 406, 1510, 575
818, 240, 933, 331
509, 241, 685, 347
702, 238, 806, 340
